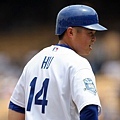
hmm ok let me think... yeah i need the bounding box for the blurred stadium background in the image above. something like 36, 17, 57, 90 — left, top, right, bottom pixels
0, 1, 120, 120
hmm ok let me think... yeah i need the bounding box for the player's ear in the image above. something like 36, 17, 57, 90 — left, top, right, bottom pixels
66, 27, 74, 37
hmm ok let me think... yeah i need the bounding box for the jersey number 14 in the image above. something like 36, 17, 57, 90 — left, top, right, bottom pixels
27, 77, 49, 114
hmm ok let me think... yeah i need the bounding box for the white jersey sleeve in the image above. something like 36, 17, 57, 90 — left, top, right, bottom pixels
10, 67, 26, 108
70, 61, 101, 114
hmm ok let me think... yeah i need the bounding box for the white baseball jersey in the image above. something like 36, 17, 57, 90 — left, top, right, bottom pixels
10, 44, 101, 120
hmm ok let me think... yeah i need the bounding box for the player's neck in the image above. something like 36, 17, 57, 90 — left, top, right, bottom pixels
58, 40, 67, 45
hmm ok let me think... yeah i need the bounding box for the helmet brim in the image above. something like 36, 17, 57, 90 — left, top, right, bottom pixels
83, 23, 107, 31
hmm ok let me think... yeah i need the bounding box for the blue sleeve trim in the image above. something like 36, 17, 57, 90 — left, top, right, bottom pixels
9, 101, 25, 114
80, 105, 98, 120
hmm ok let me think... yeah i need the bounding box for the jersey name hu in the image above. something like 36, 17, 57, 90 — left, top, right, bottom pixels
41, 56, 54, 69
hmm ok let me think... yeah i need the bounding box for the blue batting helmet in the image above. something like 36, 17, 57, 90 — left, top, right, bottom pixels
55, 5, 107, 35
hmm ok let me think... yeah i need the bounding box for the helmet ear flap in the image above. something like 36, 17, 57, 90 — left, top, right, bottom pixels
55, 5, 107, 35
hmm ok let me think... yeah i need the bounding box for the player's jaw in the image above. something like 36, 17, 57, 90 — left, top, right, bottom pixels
72, 43, 92, 56
74, 35, 96, 56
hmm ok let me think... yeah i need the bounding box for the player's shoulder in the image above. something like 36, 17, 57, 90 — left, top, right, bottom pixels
69, 53, 91, 69
50, 44, 90, 68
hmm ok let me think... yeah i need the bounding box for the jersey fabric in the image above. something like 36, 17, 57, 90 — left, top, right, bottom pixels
10, 44, 101, 120
80, 105, 98, 120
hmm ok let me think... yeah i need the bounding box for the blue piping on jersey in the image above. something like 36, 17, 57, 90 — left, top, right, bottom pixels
56, 44, 72, 50
9, 101, 25, 114
9, 101, 98, 119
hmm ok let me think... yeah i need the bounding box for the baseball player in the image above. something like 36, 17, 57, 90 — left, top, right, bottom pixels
8, 5, 107, 120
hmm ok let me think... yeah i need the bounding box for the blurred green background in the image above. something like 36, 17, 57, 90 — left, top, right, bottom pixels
0, 1, 120, 120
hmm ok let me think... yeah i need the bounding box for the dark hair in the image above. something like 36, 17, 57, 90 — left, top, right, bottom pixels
58, 30, 66, 40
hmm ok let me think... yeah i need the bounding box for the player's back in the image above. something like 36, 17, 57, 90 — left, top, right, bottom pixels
24, 45, 89, 120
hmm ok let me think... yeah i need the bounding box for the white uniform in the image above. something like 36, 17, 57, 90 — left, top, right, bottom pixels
10, 45, 101, 120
